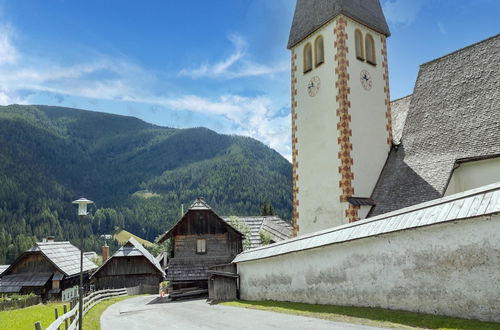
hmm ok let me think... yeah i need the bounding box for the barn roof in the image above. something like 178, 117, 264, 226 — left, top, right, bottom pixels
288, 0, 390, 49
221, 216, 293, 249
234, 182, 500, 264
0, 273, 52, 293
371, 34, 500, 216
91, 237, 165, 278
1, 241, 98, 279
157, 198, 245, 243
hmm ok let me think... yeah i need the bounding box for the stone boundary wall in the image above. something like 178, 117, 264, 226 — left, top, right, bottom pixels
237, 214, 500, 322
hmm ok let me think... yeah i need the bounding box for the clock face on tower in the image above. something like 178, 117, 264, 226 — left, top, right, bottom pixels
307, 76, 321, 97
360, 70, 373, 91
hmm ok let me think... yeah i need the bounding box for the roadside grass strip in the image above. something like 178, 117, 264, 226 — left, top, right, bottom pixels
222, 300, 500, 330
0, 302, 67, 330
82, 295, 137, 330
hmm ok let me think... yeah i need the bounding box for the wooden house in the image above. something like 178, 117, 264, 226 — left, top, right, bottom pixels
90, 237, 165, 292
157, 198, 244, 294
0, 239, 97, 300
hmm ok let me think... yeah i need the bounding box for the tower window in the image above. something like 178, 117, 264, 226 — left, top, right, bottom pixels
314, 36, 324, 67
303, 43, 313, 73
355, 29, 364, 61
365, 34, 376, 65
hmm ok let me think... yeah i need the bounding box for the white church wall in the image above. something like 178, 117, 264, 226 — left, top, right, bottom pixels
345, 18, 391, 200
445, 157, 500, 196
294, 16, 346, 234
237, 213, 500, 322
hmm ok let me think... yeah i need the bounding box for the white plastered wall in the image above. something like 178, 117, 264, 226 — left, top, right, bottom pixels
445, 157, 500, 196
237, 214, 500, 322
294, 16, 345, 235
293, 15, 391, 236
345, 17, 391, 200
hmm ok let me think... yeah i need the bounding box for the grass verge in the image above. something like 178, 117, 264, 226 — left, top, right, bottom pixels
0, 301, 68, 330
82, 295, 137, 330
222, 300, 500, 330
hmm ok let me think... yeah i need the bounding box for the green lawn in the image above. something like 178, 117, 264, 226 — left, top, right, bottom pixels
222, 300, 500, 330
0, 301, 69, 330
82, 295, 137, 330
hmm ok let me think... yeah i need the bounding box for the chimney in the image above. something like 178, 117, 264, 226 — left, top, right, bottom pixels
46, 236, 55, 243
102, 245, 109, 261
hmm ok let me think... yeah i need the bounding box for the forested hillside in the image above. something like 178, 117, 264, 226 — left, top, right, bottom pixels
0, 105, 292, 263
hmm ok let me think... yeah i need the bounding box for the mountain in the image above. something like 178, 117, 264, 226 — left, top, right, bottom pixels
0, 104, 292, 263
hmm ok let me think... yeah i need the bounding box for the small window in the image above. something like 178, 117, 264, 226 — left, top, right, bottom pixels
196, 239, 206, 254
355, 29, 364, 60
365, 34, 376, 65
303, 43, 313, 73
314, 36, 324, 67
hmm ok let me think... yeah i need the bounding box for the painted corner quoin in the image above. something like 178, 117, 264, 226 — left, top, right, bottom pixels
291, 50, 299, 236
381, 35, 393, 145
334, 17, 359, 223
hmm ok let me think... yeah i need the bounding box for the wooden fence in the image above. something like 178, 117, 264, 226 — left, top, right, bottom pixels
0, 295, 41, 311
36, 288, 127, 330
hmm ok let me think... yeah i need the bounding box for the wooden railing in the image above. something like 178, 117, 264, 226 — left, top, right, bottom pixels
36, 288, 127, 330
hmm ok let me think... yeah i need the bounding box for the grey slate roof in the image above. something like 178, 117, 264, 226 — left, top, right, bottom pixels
288, 0, 390, 49
234, 182, 500, 264
222, 216, 293, 249
92, 237, 165, 278
27, 241, 97, 277
371, 34, 500, 216
390, 95, 412, 145
0, 273, 52, 293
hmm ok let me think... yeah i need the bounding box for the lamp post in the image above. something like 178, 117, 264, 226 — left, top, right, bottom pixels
72, 198, 93, 330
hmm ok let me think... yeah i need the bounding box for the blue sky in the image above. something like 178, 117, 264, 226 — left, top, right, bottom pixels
0, 0, 498, 160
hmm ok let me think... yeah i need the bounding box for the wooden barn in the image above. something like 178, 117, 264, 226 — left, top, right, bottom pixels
157, 198, 244, 296
0, 238, 97, 300
90, 237, 165, 292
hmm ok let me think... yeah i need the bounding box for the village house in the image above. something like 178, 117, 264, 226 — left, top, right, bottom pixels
0, 238, 97, 300
90, 237, 165, 292
157, 198, 244, 298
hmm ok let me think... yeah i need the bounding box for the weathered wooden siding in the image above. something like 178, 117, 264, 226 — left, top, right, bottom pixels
95, 274, 162, 290
208, 276, 238, 302
9, 253, 56, 274
96, 256, 158, 276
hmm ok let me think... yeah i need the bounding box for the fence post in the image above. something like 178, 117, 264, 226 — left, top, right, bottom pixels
54, 308, 60, 330
34, 322, 42, 330
64, 304, 68, 330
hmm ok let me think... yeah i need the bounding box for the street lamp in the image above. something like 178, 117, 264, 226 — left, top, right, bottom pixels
72, 197, 93, 330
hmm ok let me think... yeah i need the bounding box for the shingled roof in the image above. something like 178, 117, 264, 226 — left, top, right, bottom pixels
91, 237, 165, 278
288, 0, 390, 49
371, 34, 500, 216
222, 216, 293, 249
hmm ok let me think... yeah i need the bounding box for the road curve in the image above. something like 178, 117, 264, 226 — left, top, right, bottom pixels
101, 295, 386, 330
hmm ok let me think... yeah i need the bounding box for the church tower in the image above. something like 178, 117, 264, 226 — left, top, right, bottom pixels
289, 0, 392, 236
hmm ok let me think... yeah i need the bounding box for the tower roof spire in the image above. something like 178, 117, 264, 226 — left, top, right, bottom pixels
288, 0, 390, 49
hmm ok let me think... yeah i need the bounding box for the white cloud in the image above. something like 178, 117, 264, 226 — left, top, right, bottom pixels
178, 34, 288, 79
0, 26, 292, 160
0, 25, 17, 65
382, 0, 424, 26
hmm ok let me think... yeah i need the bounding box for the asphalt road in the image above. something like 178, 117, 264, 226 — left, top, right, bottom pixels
101, 295, 386, 330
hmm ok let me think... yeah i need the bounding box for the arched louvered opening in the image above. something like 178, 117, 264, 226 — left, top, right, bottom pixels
365, 33, 376, 65
314, 35, 324, 67
303, 43, 313, 73
355, 29, 364, 60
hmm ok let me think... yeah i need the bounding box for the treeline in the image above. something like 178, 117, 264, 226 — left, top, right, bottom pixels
0, 104, 292, 264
